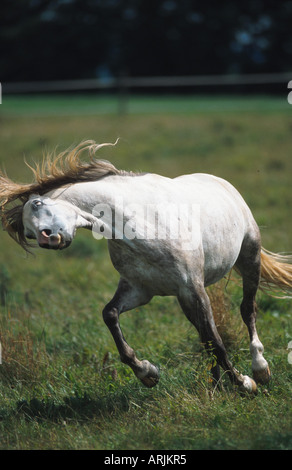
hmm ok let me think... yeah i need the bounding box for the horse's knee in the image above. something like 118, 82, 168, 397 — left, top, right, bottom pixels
102, 306, 119, 328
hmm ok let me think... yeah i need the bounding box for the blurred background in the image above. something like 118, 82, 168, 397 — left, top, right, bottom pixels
1, 0, 292, 94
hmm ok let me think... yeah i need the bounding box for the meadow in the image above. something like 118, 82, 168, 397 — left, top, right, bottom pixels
0, 93, 291, 450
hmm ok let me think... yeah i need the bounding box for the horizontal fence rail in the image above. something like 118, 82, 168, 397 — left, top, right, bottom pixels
3, 72, 292, 94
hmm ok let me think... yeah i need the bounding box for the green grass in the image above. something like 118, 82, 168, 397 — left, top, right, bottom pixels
2, 93, 290, 117
0, 94, 291, 449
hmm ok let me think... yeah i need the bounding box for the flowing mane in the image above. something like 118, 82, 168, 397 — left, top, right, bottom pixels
0, 140, 128, 250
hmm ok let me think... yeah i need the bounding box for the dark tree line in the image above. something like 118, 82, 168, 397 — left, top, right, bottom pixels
1, 0, 292, 82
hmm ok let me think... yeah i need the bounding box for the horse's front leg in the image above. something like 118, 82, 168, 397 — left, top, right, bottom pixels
102, 279, 159, 388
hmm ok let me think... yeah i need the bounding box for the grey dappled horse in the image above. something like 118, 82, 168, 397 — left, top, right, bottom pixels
1, 141, 292, 393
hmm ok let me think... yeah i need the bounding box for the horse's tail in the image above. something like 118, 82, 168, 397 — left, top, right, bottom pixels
260, 247, 292, 297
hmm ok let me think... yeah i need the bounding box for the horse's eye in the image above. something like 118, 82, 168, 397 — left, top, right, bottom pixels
32, 200, 42, 210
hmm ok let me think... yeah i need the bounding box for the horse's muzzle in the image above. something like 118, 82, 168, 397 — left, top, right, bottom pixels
38, 230, 70, 250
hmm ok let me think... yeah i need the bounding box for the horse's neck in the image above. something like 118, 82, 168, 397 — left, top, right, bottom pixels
50, 179, 118, 212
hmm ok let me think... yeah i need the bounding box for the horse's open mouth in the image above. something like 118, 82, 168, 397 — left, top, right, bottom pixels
38, 230, 67, 250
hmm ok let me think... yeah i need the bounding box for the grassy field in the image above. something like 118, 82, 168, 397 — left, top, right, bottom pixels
0, 94, 291, 450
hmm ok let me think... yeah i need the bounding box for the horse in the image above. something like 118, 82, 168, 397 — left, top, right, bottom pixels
1, 140, 292, 394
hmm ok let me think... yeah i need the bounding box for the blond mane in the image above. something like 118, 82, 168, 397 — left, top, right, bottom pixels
0, 140, 128, 250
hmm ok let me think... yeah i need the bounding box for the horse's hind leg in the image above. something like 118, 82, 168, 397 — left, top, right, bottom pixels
236, 234, 271, 385
178, 285, 257, 393
102, 278, 159, 388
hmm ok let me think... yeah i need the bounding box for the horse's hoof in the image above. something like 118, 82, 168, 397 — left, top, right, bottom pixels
239, 375, 258, 395
253, 366, 271, 385
138, 361, 160, 388
140, 375, 159, 388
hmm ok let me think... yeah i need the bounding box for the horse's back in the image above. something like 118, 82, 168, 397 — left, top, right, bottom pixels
173, 173, 259, 285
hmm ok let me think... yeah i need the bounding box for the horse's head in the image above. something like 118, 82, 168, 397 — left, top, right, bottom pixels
22, 194, 86, 250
